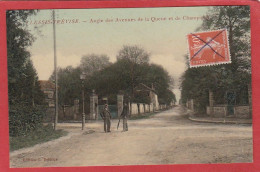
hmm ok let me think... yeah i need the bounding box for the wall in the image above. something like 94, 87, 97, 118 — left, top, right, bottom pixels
131, 103, 139, 115
234, 106, 250, 118
206, 89, 251, 119
206, 105, 250, 118
131, 103, 168, 116
145, 104, 150, 112
212, 106, 227, 117
159, 104, 167, 110
131, 103, 150, 116
206, 105, 227, 117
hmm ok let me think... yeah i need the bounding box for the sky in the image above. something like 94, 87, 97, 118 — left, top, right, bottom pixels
27, 7, 209, 102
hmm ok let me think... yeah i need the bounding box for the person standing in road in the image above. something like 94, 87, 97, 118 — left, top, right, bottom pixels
103, 104, 111, 132
120, 102, 129, 132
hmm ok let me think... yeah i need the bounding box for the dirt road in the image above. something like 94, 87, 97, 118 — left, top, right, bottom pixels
10, 106, 252, 167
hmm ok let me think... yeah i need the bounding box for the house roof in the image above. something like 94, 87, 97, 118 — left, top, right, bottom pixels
39, 80, 55, 90
134, 83, 157, 94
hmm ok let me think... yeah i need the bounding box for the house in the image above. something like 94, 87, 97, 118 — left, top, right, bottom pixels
134, 83, 159, 110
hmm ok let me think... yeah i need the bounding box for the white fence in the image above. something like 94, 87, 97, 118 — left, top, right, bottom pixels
130, 103, 168, 116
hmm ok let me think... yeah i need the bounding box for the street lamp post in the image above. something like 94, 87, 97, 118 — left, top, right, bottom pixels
80, 72, 87, 130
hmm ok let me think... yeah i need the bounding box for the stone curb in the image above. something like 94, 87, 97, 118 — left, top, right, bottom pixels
188, 117, 252, 124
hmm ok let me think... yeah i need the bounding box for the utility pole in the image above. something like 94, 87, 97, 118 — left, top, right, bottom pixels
53, 10, 58, 130
82, 87, 85, 130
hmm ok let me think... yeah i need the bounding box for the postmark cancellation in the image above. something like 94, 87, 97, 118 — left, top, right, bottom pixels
187, 29, 231, 67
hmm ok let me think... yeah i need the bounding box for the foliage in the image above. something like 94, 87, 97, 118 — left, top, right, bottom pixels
49, 54, 112, 106
116, 45, 150, 100
199, 6, 251, 65
7, 10, 42, 104
117, 45, 150, 64
160, 89, 176, 105
7, 10, 46, 136
139, 63, 175, 104
9, 104, 47, 137
20, 60, 45, 106
116, 45, 175, 104
181, 6, 251, 112
50, 66, 82, 106
89, 52, 175, 105
54, 45, 176, 107
80, 54, 111, 75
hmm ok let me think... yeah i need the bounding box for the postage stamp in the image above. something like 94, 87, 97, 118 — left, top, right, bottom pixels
187, 29, 231, 67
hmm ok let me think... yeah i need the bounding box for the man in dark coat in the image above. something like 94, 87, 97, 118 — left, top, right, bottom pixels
120, 102, 129, 131
102, 104, 111, 132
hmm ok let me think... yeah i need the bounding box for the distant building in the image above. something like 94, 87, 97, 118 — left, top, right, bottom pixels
134, 83, 159, 110
39, 80, 55, 107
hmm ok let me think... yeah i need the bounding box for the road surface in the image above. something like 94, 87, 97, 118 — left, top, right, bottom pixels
10, 106, 252, 167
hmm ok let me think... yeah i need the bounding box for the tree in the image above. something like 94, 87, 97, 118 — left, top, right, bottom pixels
89, 60, 175, 105
20, 59, 45, 106
86, 59, 132, 103
198, 6, 251, 72
139, 63, 174, 105
181, 6, 251, 112
49, 66, 82, 106
162, 89, 176, 105
80, 54, 111, 76
116, 45, 150, 100
117, 45, 150, 64
49, 54, 111, 106
7, 10, 36, 104
7, 10, 46, 136
52, 46, 175, 107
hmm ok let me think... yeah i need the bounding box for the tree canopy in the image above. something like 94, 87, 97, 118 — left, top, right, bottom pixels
181, 6, 251, 112
7, 10, 44, 106
116, 45, 150, 64
52, 45, 176, 106
7, 10, 46, 136
80, 54, 111, 76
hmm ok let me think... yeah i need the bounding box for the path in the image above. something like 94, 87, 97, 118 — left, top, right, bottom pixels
10, 106, 252, 167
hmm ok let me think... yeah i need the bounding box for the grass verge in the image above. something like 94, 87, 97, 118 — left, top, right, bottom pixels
10, 124, 68, 151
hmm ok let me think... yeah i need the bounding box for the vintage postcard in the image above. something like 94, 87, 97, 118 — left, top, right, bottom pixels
0, 1, 259, 172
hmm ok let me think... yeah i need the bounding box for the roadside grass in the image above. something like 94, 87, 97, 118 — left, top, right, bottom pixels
10, 124, 68, 151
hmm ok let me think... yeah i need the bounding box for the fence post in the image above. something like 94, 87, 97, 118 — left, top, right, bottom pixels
191, 99, 194, 111
117, 94, 124, 118
90, 90, 98, 120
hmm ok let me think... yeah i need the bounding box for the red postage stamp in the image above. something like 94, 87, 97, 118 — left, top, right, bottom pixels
187, 29, 231, 67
